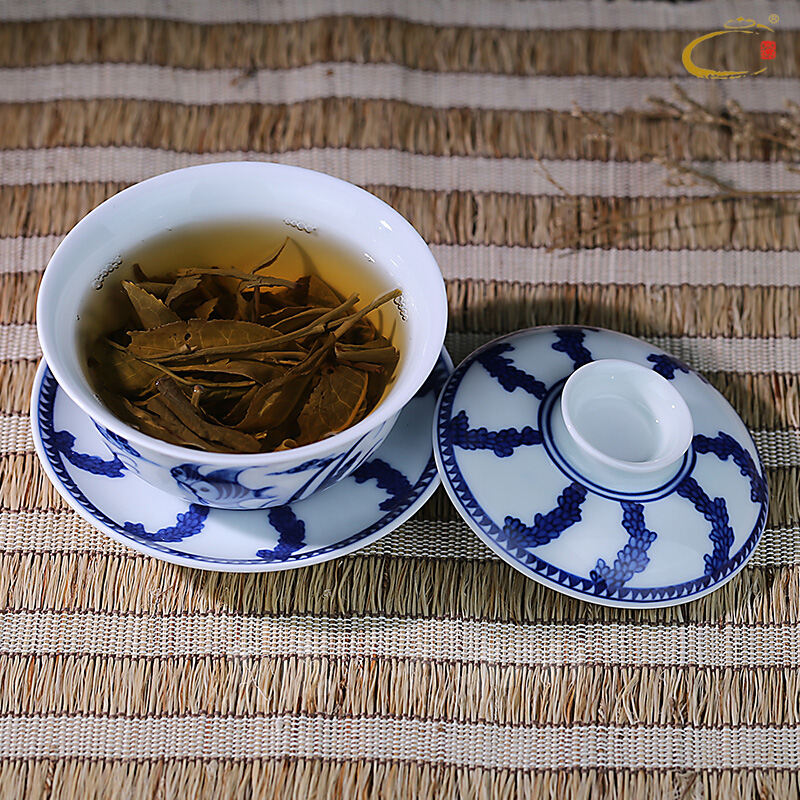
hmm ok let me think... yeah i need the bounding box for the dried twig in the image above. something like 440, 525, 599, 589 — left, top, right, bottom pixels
549, 86, 800, 251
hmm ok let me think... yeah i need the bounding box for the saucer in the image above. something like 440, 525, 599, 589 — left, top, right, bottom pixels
434, 326, 768, 608
31, 351, 452, 572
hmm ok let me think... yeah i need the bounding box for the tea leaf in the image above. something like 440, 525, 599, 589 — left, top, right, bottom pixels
122, 281, 181, 328
170, 359, 279, 384
221, 384, 259, 427
253, 238, 289, 273
128, 319, 285, 359
332, 289, 401, 341
272, 307, 337, 335
146, 394, 226, 450
97, 339, 258, 392
135, 281, 170, 299
164, 275, 202, 307
89, 339, 161, 396
155, 378, 261, 453
259, 305, 314, 327
177, 266, 296, 289
132, 264, 172, 286
131, 265, 172, 297
155, 298, 361, 363
89, 241, 401, 454
296, 365, 369, 445
108, 395, 183, 444
194, 296, 218, 320
235, 375, 312, 433
250, 286, 262, 321
234, 291, 251, 322
286, 294, 359, 332
335, 342, 400, 366
297, 274, 342, 308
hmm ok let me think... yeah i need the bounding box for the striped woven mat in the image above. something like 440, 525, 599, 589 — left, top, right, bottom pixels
2, 1, 800, 797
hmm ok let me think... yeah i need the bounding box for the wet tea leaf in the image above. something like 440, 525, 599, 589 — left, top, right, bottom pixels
335, 341, 400, 366
146, 394, 224, 450
253, 238, 289, 273
170, 359, 279, 384
122, 281, 180, 328
296, 365, 369, 445
272, 307, 334, 335
234, 291, 250, 322
128, 319, 284, 359
155, 378, 261, 453
164, 275, 202, 307
194, 296, 218, 320
88, 241, 400, 454
298, 274, 342, 308
110, 395, 183, 444
236, 376, 312, 433
89, 339, 162, 396
135, 281, 170, 299
177, 266, 296, 289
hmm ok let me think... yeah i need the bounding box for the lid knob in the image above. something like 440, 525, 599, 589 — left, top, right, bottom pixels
560, 359, 693, 474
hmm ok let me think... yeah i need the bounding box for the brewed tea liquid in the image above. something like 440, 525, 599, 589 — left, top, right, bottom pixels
78, 220, 405, 413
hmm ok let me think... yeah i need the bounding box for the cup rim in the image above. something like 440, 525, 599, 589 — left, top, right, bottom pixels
37, 161, 448, 464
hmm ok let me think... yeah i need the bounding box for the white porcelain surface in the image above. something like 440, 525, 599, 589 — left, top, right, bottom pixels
434, 326, 768, 608
31, 351, 452, 571
561, 359, 693, 473
36, 161, 448, 508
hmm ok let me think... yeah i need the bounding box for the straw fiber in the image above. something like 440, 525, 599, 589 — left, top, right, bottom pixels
1, 2, 800, 797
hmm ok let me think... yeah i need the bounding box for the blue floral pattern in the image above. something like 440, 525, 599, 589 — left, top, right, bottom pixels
93, 425, 141, 458
50, 430, 126, 477
676, 476, 735, 575
436, 326, 769, 607
446, 410, 542, 458
694, 431, 769, 506
502, 483, 588, 548
123, 504, 210, 542
591, 503, 657, 593
477, 343, 547, 398
552, 328, 594, 369
256, 506, 307, 561
352, 458, 413, 511
647, 353, 691, 380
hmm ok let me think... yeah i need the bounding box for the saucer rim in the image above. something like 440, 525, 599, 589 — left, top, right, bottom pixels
31, 352, 451, 573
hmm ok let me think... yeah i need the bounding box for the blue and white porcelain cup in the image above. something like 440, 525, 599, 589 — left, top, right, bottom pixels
37, 162, 447, 509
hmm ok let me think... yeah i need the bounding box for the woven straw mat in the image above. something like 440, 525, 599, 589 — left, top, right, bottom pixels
1, 1, 800, 798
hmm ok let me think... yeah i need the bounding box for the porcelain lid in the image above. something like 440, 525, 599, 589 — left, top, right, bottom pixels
433, 326, 768, 608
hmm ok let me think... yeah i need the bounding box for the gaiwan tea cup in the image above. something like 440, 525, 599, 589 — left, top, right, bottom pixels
36, 162, 448, 509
